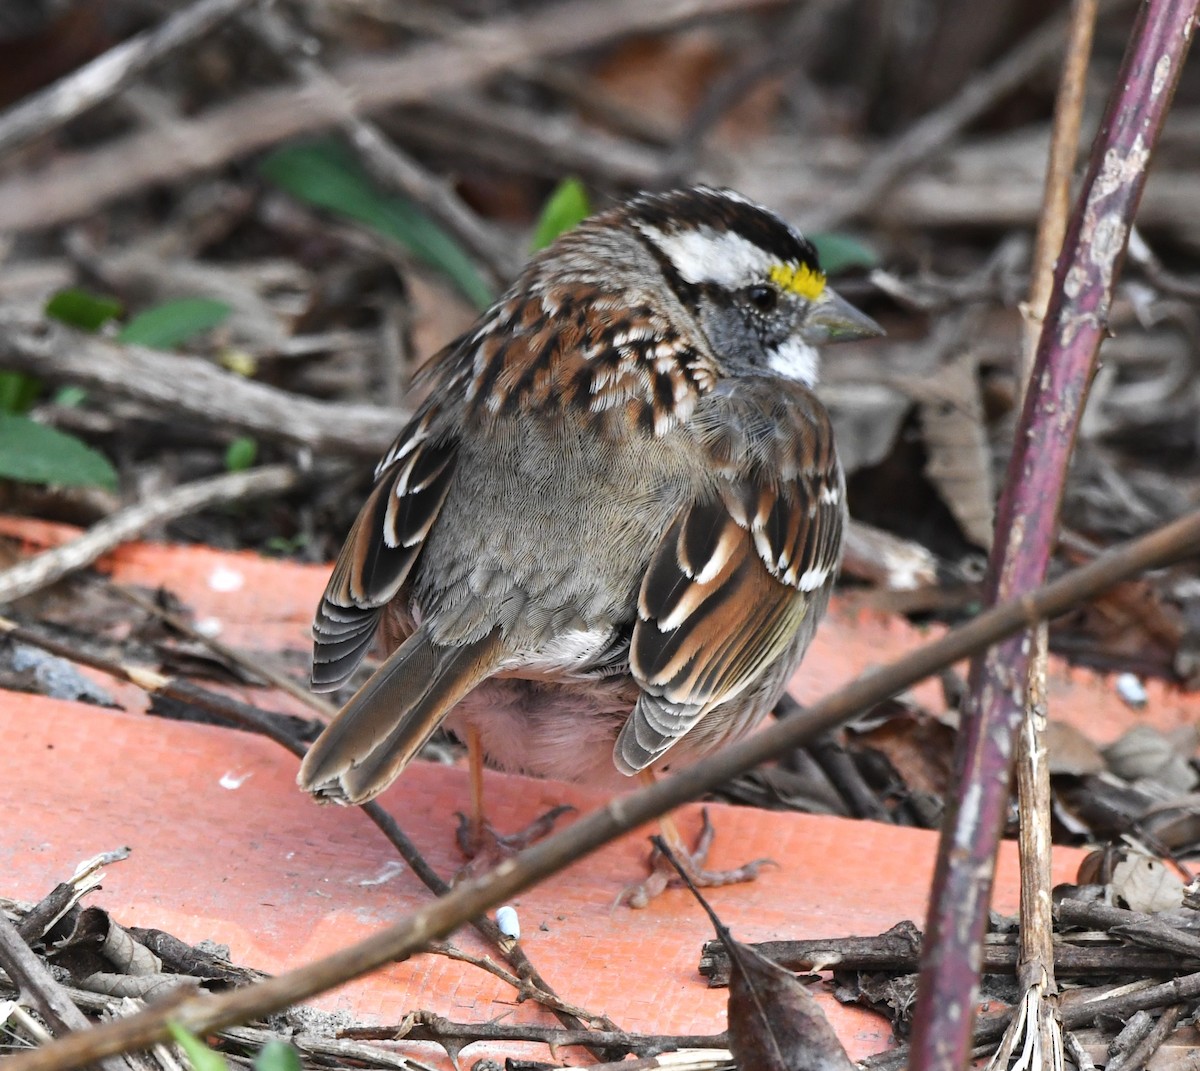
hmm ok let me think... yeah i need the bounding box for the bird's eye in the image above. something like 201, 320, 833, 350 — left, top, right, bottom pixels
745, 284, 777, 312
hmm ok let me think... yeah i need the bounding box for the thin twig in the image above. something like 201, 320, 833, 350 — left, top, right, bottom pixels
5, 506, 1200, 1071
0, 465, 302, 605
0, 615, 317, 748
105, 581, 335, 719
548, 1054, 734, 1071
0, 0, 245, 160
996, 4, 1099, 1069
800, 0, 1130, 231
269, 1029, 435, 1071
874, 160, 1197, 230
1021, 0, 1099, 383
393, 92, 666, 188
1010, 629, 1060, 1038
0, 311, 401, 458
1105, 1004, 1183, 1071
424, 943, 603, 1023
0, 915, 128, 1071
1127, 227, 1200, 300
1056, 901, 1200, 957
343, 1010, 718, 1054
0, 0, 783, 232
1063, 1030, 1098, 1071
698, 928, 1200, 987
0, 975, 443, 1071
246, 5, 517, 288
867, 972, 1200, 1071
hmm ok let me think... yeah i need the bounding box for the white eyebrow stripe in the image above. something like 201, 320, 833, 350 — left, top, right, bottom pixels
634, 224, 774, 288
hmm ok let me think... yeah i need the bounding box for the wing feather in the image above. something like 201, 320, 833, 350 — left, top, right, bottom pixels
617, 454, 844, 775
311, 409, 458, 692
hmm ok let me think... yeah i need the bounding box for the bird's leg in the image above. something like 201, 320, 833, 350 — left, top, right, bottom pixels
620, 772, 774, 908
467, 723, 487, 849
454, 725, 574, 874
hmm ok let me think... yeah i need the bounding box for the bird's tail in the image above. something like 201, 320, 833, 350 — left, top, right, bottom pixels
298, 627, 502, 805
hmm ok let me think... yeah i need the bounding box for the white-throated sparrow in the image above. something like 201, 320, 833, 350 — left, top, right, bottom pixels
299, 186, 882, 893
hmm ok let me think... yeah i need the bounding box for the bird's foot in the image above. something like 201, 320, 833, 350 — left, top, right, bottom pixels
453, 804, 576, 879
619, 808, 775, 909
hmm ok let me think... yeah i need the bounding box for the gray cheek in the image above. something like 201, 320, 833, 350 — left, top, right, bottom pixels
699, 303, 763, 369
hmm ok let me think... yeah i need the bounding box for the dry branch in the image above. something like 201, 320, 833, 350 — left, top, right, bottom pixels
0, 914, 128, 1071
0, 0, 244, 160
4, 506, 1199, 1071
0, 465, 302, 605
396, 91, 667, 187
699, 927, 1200, 986
909, 3, 1199, 1069
344, 1014, 726, 1055
800, 0, 1129, 232
0, 0, 781, 232
877, 167, 1199, 229
1105, 1005, 1183, 1071
107, 582, 335, 717
994, 3, 1101, 1069
0, 310, 401, 457
866, 970, 1200, 1071
245, 5, 517, 287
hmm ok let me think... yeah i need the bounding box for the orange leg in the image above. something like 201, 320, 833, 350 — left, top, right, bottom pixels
454, 725, 574, 874
468, 723, 487, 847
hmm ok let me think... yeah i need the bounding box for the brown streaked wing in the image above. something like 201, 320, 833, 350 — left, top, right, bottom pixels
726, 464, 843, 591
619, 489, 820, 774
311, 420, 457, 692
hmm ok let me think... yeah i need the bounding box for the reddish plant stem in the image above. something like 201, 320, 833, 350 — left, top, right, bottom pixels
909, 3, 1200, 1070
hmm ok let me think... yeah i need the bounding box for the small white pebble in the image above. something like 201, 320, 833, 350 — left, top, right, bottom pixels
194, 616, 223, 637
1116, 672, 1147, 709
219, 770, 252, 789
208, 566, 244, 593
496, 905, 520, 940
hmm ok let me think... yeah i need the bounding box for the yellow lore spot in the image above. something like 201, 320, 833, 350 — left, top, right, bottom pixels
769, 262, 826, 301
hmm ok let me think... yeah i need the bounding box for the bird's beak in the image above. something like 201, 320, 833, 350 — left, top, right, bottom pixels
801, 287, 885, 344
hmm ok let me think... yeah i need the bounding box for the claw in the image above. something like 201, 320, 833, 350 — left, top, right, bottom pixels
618, 808, 776, 908
453, 804, 576, 879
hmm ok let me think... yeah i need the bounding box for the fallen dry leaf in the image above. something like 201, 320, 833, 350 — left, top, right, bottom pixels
656, 835, 857, 1071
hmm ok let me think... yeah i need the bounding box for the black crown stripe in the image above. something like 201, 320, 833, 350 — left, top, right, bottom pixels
626, 188, 820, 274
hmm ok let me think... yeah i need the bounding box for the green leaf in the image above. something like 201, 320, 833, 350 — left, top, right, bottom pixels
265, 532, 310, 556
254, 1040, 302, 1071
260, 141, 493, 309
0, 371, 42, 414
810, 233, 879, 275
168, 1023, 229, 1071
45, 288, 122, 331
52, 385, 88, 408
119, 298, 231, 349
0, 414, 116, 489
531, 177, 590, 251
224, 435, 258, 472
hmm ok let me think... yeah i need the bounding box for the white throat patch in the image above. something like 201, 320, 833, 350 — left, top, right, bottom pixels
766, 336, 819, 387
